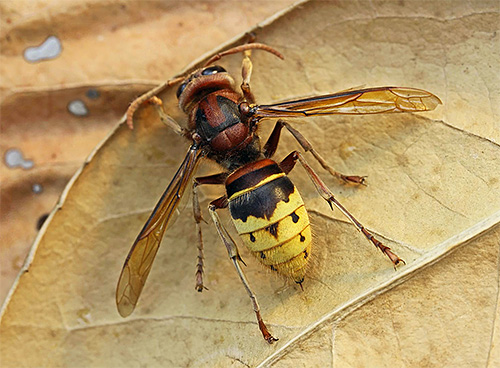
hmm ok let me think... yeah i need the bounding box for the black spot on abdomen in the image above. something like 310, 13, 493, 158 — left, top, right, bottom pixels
265, 223, 279, 238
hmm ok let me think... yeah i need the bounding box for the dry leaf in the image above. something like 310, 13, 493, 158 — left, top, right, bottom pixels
0, 0, 296, 304
1, 1, 499, 367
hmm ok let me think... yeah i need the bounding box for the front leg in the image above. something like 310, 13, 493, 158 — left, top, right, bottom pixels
240, 49, 255, 104
126, 76, 184, 130
144, 96, 189, 138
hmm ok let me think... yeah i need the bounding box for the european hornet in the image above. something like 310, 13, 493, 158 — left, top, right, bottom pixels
116, 42, 441, 343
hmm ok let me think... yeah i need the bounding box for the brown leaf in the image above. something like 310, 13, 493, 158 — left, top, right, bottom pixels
1, 1, 499, 367
0, 0, 295, 304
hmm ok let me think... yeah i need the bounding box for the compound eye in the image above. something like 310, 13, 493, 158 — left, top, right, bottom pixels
201, 65, 226, 75
176, 82, 187, 99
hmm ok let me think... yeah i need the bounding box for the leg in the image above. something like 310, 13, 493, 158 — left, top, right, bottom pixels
267, 120, 366, 185
280, 151, 404, 267
126, 76, 185, 130
240, 49, 255, 103
209, 197, 278, 344
192, 173, 227, 291
240, 33, 256, 103
263, 120, 285, 158
147, 96, 190, 138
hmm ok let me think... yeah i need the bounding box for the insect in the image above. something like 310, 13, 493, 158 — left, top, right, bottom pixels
116, 41, 441, 343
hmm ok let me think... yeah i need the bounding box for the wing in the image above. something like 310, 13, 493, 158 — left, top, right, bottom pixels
252, 87, 441, 119
116, 145, 203, 317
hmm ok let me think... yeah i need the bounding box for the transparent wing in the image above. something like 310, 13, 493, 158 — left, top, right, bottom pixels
252, 87, 441, 118
116, 145, 203, 317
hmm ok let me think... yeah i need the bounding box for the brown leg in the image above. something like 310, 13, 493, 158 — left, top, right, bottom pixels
280, 151, 404, 268
209, 197, 278, 344
192, 174, 227, 292
126, 76, 185, 130
263, 120, 284, 158
271, 120, 366, 185
144, 96, 189, 138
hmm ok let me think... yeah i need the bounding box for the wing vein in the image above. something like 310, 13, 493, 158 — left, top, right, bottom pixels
116, 145, 203, 317
253, 87, 441, 119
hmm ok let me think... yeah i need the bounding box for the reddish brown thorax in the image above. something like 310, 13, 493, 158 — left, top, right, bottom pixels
178, 66, 255, 154
190, 90, 250, 152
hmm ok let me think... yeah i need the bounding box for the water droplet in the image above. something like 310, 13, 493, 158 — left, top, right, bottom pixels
32, 183, 43, 194
24, 36, 62, 63
68, 100, 89, 116
86, 89, 100, 99
4, 148, 34, 169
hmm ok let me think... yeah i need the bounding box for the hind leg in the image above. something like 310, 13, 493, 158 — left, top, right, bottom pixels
209, 196, 278, 344
280, 150, 404, 268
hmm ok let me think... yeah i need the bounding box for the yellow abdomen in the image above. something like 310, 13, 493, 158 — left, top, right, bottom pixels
226, 159, 312, 284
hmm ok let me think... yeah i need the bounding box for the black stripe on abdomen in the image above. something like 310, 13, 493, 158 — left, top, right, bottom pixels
228, 176, 295, 222
226, 163, 283, 198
